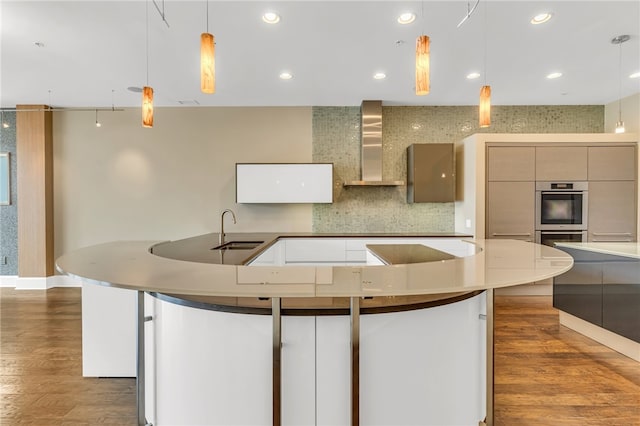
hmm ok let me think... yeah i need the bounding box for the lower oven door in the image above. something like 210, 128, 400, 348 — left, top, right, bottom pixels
535, 230, 587, 247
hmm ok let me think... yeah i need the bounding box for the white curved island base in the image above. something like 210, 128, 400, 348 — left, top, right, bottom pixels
56, 236, 574, 426
145, 292, 487, 426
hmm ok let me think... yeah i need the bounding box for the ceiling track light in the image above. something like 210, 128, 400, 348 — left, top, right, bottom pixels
151, 0, 170, 27
612, 34, 630, 134
457, 0, 480, 28
201, 0, 215, 94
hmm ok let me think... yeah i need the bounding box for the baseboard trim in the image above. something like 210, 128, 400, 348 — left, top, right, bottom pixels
5, 275, 83, 290
0, 275, 18, 288
559, 311, 640, 362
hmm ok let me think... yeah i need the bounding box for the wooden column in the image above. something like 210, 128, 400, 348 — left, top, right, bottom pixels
16, 105, 54, 277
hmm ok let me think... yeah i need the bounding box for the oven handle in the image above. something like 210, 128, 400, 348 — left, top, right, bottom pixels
538, 191, 586, 195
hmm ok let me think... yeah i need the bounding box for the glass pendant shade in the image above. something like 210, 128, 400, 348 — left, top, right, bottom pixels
142, 86, 154, 128
201, 32, 215, 94
415, 35, 430, 95
479, 85, 491, 128
615, 120, 625, 134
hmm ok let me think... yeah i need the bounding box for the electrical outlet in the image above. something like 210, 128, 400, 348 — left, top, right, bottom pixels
1, 256, 7, 265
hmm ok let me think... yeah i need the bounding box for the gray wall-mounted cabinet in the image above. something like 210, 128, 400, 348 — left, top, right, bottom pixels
407, 144, 455, 203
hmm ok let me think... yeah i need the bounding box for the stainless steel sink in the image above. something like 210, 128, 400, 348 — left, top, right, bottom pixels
211, 241, 264, 251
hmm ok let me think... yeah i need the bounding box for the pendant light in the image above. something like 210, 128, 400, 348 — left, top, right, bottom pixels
201, 0, 215, 94
415, 2, 429, 95
416, 35, 430, 95
479, 1, 491, 128
142, 0, 153, 128
479, 86, 491, 128
612, 35, 629, 134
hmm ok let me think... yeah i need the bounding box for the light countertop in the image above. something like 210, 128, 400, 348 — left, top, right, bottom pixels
554, 242, 640, 260
56, 235, 573, 298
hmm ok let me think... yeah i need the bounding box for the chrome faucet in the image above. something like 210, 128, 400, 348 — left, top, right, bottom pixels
220, 209, 237, 245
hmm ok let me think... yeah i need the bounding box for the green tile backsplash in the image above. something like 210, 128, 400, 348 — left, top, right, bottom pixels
312, 105, 603, 233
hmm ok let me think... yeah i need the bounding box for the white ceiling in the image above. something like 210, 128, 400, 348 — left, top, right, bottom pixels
1, 1, 639, 108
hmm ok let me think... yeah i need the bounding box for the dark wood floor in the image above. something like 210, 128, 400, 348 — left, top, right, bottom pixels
1, 288, 638, 425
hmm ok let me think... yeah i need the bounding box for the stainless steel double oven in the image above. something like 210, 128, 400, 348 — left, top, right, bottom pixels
535, 181, 588, 246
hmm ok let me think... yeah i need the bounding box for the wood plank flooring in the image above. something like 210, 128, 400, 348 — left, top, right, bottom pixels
494, 296, 640, 426
0, 288, 135, 425
1, 288, 638, 425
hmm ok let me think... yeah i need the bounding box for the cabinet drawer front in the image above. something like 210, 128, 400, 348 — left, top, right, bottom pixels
535, 147, 588, 181
285, 239, 346, 263
588, 146, 637, 181
486, 181, 535, 237
487, 146, 535, 181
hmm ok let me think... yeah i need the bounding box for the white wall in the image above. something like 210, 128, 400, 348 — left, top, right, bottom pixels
53, 107, 313, 259
605, 92, 640, 133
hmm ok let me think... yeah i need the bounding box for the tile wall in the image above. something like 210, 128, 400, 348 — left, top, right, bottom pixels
312, 105, 603, 233
0, 112, 17, 275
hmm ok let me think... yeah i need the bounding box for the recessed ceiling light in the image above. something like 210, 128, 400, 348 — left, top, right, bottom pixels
279, 72, 293, 80
33, 41, 45, 48
531, 13, 552, 25
373, 72, 386, 80
546, 72, 563, 79
397, 12, 416, 24
262, 12, 280, 24
630, 71, 640, 79
466, 72, 481, 80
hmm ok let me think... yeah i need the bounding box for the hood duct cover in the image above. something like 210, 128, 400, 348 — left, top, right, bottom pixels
344, 100, 405, 186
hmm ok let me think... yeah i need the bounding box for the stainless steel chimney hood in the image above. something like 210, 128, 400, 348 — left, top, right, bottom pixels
344, 100, 405, 186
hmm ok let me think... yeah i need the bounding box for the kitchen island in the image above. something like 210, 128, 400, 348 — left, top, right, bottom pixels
56, 234, 573, 426
553, 242, 640, 362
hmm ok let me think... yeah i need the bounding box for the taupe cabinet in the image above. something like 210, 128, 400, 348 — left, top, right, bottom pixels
407, 144, 455, 203
486, 147, 535, 241
587, 146, 637, 242
486, 144, 637, 243
486, 181, 535, 241
535, 147, 588, 181
486, 146, 535, 181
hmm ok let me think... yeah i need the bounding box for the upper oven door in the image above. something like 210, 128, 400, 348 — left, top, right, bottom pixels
536, 190, 588, 230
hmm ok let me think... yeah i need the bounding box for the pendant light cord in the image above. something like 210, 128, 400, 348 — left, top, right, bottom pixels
618, 41, 623, 120
483, 0, 487, 85
206, 0, 209, 33
421, 1, 424, 35
146, 0, 149, 86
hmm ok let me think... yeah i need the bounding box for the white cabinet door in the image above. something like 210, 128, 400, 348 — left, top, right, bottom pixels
81, 283, 136, 377
285, 238, 346, 263
316, 316, 351, 426
359, 294, 486, 426
154, 302, 273, 425
282, 317, 317, 426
